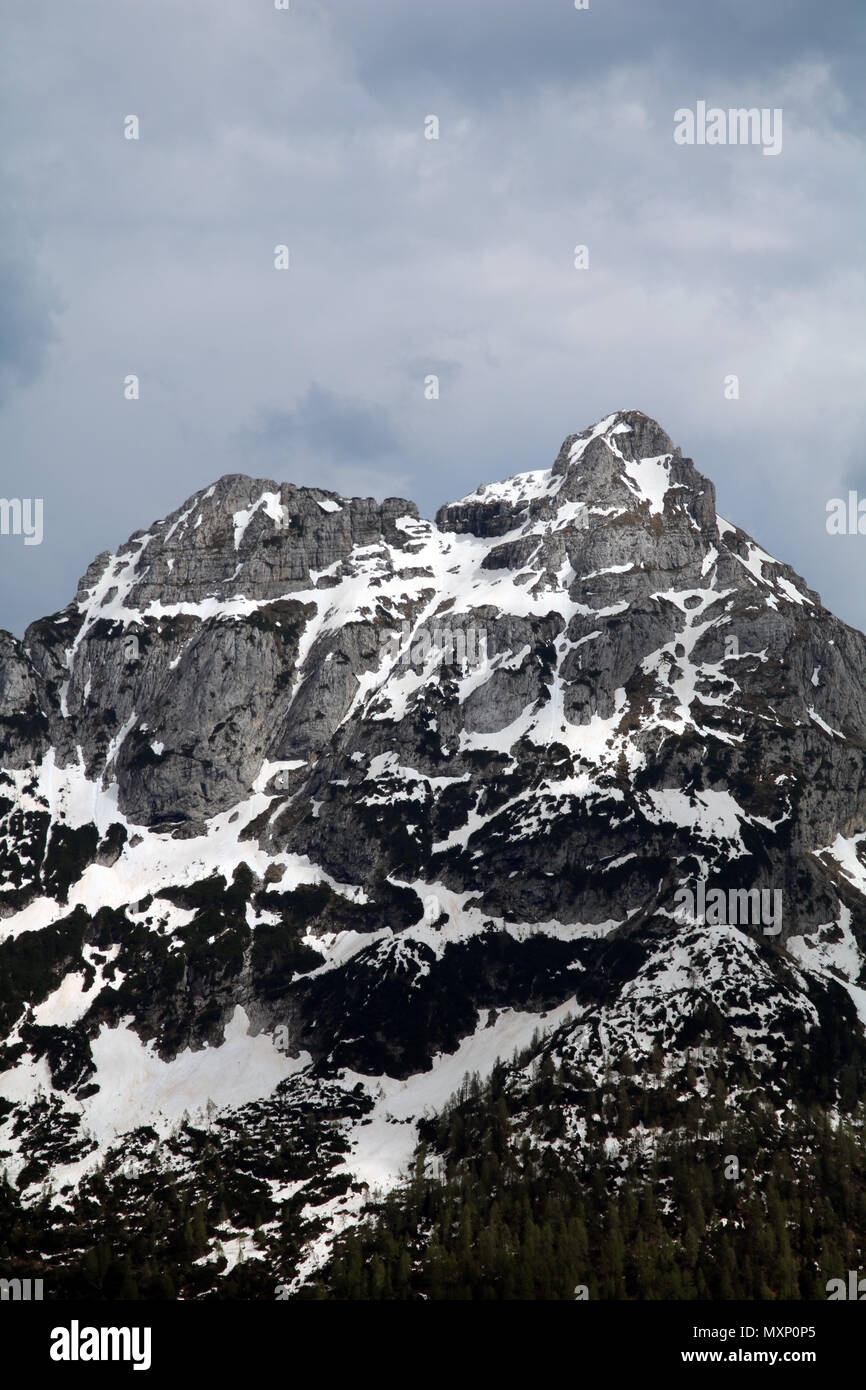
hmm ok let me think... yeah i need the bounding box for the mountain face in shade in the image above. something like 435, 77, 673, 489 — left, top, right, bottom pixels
2, 409, 866, 1292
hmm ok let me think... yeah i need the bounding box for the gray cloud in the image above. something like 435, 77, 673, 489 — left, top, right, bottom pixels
238, 385, 400, 463
0, 245, 62, 405
0, 0, 862, 638
334, 0, 866, 117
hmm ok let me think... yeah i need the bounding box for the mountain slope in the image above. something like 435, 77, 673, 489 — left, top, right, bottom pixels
2, 409, 866, 1296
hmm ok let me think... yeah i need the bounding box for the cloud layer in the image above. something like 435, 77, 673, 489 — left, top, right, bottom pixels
0, 0, 863, 635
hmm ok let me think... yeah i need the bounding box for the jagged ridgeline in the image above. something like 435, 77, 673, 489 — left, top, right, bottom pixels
2, 409, 866, 1299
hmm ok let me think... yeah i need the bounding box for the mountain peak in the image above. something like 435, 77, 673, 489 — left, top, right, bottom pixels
437, 408, 714, 544
552, 409, 677, 478
3, 409, 866, 1301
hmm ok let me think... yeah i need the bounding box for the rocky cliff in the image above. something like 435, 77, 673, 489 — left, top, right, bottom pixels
2, 409, 866, 1293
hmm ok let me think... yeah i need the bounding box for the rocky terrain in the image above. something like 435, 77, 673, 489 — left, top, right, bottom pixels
2, 408, 866, 1297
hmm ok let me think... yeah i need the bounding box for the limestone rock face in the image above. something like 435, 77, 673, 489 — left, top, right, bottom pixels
15, 481, 422, 827
2, 409, 866, 1280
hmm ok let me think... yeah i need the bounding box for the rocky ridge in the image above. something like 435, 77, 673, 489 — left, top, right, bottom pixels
2, 409, 866, 1292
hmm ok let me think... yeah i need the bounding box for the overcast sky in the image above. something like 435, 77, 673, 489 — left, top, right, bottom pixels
1, 0, 863, 636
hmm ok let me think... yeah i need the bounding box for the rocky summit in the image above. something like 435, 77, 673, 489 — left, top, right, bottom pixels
2, 409, 866, 1298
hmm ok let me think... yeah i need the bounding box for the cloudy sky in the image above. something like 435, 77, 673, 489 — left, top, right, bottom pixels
1, 0, 863, 636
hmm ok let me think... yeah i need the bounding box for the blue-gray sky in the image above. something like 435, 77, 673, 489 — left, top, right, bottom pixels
1, 0, 864, 635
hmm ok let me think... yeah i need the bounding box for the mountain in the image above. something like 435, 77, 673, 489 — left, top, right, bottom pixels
2, 408, 866, 1298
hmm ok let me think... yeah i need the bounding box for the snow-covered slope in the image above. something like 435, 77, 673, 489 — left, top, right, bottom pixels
2, 409, 866, 1290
